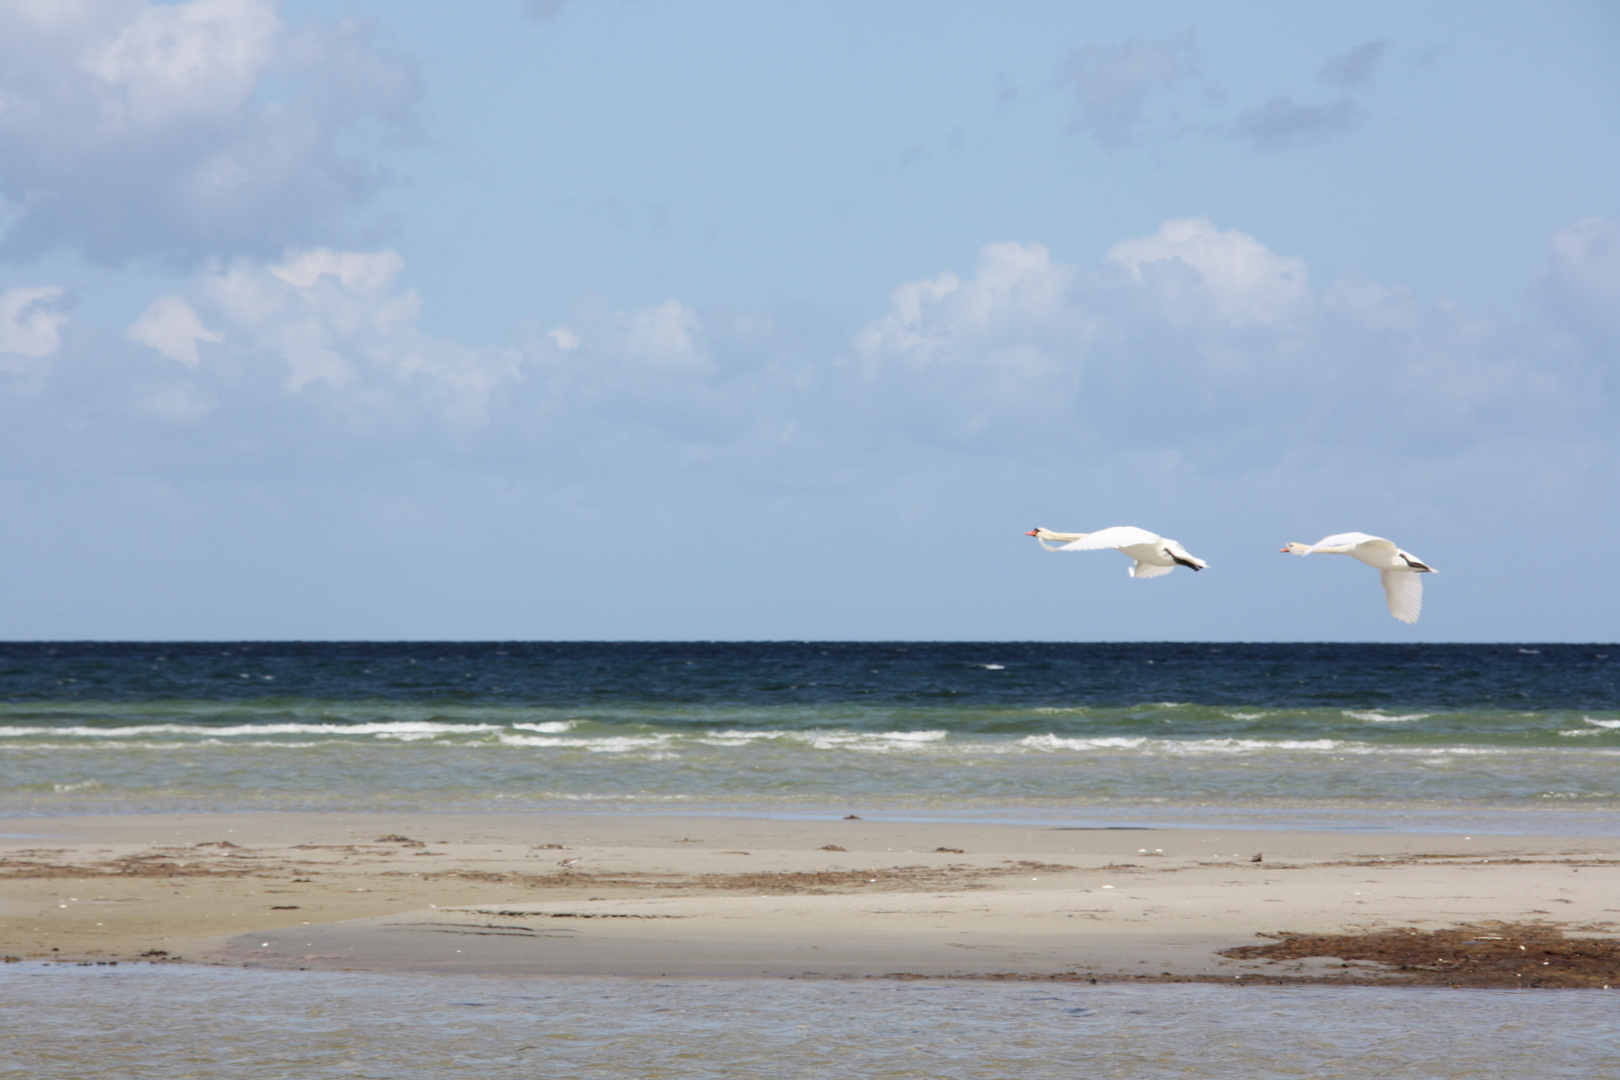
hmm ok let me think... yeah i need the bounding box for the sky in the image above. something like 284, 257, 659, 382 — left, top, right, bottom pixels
0, 0, 1617, 642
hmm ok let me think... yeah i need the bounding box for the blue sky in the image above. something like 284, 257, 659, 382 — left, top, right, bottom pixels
1, 0, 1616, 641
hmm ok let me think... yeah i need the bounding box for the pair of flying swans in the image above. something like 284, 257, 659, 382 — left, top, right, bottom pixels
1026, 526, 1437, 623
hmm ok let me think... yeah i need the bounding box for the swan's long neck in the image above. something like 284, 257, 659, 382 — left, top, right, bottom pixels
1032, 528, 1087, 551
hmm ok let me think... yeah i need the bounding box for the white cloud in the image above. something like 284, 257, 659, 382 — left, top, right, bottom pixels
0, 284, 67, 358
127, 294, 221, 365
855, 241, 1083, 370
852, 218, 1596, 453
1104, 217, 1311, 328
6, 220, 1608, 484
185, 249, 518, 428
0, 0, 416, 266
85, 0, 280, 128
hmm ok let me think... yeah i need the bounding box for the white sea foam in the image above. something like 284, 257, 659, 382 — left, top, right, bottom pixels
1013, 734, 1390, 756
1583, 717, 1620, 729
1343, 710, 1432, 723
700, 729, 950, 751
799, 730, 950, 752
493, 734, 674, 752
1020, 735, 1148, 752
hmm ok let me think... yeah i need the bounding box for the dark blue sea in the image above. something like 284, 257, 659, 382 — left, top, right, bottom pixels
4, 642, 1616, 832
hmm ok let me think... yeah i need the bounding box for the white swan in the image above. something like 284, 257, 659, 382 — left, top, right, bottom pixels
1281, 532, 1436, 624
1026, 526, 1209, 578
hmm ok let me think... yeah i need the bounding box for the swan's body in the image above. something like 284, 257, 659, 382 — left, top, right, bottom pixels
1281, 532, 1436, 624
1026, 526, 1208, 578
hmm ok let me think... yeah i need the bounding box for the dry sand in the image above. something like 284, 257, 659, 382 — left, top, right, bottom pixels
4, 812, 1618, 985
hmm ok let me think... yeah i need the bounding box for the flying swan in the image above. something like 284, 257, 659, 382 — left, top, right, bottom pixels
1026, 527, 1209, 578
1280, 532, 1436, 624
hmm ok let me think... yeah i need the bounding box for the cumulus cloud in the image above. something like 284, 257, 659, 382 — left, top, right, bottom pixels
0, 285, 67, 358
1056, 29, 1197, 149
1104, 217, 1311, 328
852, 218, 1595, 455
1230, 96, 1363, 152
0, 0, 416, 267
9, 219, 1608, 483
188, 248, 519, 426
127, 295, 221, 365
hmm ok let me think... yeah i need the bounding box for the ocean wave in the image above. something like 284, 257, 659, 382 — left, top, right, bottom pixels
697, 729, 950, 751
493, 734, 675, 753
1343, 710, 1433, 723
1017, 734, 1344, 755
1584, 718, 1620, 729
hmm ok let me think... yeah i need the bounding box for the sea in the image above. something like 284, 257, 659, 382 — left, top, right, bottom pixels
2, 641, 1617, 831
3, 641, 1618, 1079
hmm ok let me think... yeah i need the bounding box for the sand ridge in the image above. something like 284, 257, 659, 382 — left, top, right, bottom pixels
3, 812, 1618, 985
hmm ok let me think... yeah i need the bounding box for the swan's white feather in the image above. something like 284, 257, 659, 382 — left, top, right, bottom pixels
1057, 526, 1160, 552
1380, 569, 1423, 624
1311, 532, 1390, 554
1130, 561, 1174, 579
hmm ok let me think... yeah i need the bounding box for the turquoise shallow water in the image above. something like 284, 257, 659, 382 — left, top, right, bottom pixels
4, 964, 1616, 1080
2, 642, 1617, 829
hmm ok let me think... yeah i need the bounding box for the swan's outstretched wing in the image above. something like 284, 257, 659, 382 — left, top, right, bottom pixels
1311, 531, 1385, 552
1130, 561, 1174, 579
1057, 526, 1159, 552
1380, 570, 1423, 624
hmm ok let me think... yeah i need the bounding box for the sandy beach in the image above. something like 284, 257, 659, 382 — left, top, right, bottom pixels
4, 812, 1617, 986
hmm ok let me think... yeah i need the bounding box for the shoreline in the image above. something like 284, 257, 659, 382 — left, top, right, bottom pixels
4, 811, 1618, 987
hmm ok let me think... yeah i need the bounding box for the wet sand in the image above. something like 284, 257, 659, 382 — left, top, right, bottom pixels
3, 812, 1618, 986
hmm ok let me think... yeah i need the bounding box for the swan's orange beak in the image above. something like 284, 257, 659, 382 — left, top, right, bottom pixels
1278, 546, 1289, 553
1025, 529, 1038, 536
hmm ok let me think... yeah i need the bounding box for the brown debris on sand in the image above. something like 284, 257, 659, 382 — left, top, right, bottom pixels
0, 853, 260, 878
1220, 922, 1620, 988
